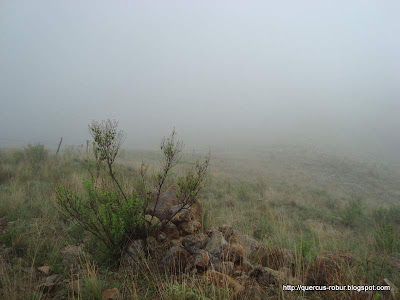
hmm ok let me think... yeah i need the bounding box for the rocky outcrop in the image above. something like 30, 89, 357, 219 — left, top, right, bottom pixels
123, 186, 309, 296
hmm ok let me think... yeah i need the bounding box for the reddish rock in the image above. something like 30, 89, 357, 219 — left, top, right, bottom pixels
161, 222, 180, 240
205, 270, 244, 294
102, 288, 121, 300
221, 243, 244, 263
259, 248, 296, 270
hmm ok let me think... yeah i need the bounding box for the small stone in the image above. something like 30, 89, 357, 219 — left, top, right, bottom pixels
38, 265, 51, 275
40, 274, 61, 290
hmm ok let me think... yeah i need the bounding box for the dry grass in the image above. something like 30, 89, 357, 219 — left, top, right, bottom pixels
0, 145, 399, 299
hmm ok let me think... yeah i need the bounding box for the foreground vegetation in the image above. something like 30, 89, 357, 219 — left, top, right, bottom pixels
0, 137, 400, 299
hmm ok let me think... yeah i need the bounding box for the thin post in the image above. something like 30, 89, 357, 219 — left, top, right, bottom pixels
56, 137, 63, 155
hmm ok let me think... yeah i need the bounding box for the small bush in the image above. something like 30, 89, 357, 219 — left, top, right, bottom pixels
253, 216, 273, 240
372, 206, 400, 226
24, 144, 48, 165
341, 197, 364, 228
56, 120, 209, 262
374, 223, 400, 254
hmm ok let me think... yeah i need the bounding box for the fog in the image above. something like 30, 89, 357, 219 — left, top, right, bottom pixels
1, 1, 399, 162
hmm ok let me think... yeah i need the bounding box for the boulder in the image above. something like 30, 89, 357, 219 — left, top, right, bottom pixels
212, 261, 235, 276
161, 222, 180, 240
189, 249, 210, 270
219, 224, 233, 240
60, 245, 81, 266
220, 243, 244, 263
146, 187, 180, 220
178, 220, 201, 236
162, 246, 191, 271
248, 266, 286, 287
204, 270, 244, 294
205, 231, 228, 257
122, 240, 145, 264
259, 248, 296, 270
182, 233, 208, 254
144, 214, 160, 230
229, 231, 260, 258
306, 255, 343, 286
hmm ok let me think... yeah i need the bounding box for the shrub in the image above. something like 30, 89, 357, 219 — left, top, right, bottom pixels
341, 197, 364, 228
374, 223, 400, 254
24, 143, 48, 165
56, 120, 209, 262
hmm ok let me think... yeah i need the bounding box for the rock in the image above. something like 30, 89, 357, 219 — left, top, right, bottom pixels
325, 252, 354, 266
240, 258, 254, 272
259, 248, 296, 270
162, 246, 191, 271
169, 205, 193, 224
205, 231, 228, 257
157, 232, 167, 243
40, 274, 61, 290
60, 245, 81, 265
248, 266, 286, 286
146, 187, 180, 220
212, 261, 235, 276
219, 224, 233, 239
145, 236, 162, 256
144, 214, 160, 229
182, 233, 208, 254
161, 221, 180, 240
189, 249, 210, 270
204, 270, 244, 294
102, 288, 122, 300
38, 265, 51, 275
221, 243, 244, 263
169, 238, 183, 247
122, 240, 145, 264
178, 220, 201, 236
306, 255, 344, 286
229, 232, 260, 258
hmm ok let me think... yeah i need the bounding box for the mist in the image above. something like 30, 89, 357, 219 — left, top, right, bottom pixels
1, 1, 399, 162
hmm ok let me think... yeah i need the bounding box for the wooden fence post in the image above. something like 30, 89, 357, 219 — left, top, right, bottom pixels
56, 137, 63, 155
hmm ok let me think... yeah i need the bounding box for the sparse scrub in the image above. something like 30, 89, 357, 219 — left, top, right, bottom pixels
1, 139, 400, 299
24, 143, 48, 166
341, 197, 365, 228
56, 120, 210, 262
236, 183, 252, 202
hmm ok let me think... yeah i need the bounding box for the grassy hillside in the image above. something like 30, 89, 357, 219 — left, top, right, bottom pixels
0, 144, 399, 299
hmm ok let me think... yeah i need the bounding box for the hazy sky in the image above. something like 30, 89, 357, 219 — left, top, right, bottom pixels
1, 1, 399, 160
